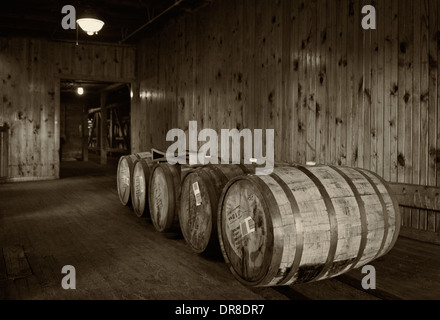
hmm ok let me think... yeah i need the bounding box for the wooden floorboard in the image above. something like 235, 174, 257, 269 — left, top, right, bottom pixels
0, 159, 438, 300
338, 237, 440, 300
2, 245, 33, 280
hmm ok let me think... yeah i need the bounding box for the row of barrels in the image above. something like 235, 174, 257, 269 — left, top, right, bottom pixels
117, 152, 401, 287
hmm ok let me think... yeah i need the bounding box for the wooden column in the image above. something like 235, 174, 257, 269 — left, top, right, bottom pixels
82, 108, 89, 162
100, 92, 107, 165
0, 124, 9, 179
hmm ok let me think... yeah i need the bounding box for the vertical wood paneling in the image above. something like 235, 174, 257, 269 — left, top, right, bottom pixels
388, 0, 399, 183
427, 0, 438, 232
288, 1, 300, 162
419, 0, 430, 230
242, 0, 256, 132
352, 0, 363, 169
437, 0, 440, 192
411, 0, 421, 229
131, 0, 440, 233
374, 0, 385, 178
335, 0, 347, 166
397, 1, 407, 184
325, 0, 335, 165
315, 0, 327, 165
405, 0, 414, 185
306, 0, 317, 164
298, 0, 311, 165
281, 0, 292, 162
346, 0, 355, 168
0, 38, 136, 181
428, 0, 438, 189
362, 0, 372, 172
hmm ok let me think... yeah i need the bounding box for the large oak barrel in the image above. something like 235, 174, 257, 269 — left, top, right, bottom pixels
117, 152, 152, 206
131, 158, 156, 218
179, 164, 251, 254
149, 163, 197, 233
217, 164, 400, 287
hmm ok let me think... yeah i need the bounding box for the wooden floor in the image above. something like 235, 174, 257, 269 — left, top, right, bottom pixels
0, 158, 439, 300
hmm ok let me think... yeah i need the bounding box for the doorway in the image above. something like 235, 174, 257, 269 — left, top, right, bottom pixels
59, 79, 131, 178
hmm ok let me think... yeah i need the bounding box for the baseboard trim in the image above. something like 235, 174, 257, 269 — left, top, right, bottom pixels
1, 176, 58, 183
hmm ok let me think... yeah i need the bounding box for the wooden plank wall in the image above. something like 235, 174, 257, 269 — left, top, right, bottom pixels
133, 0, 440, 233
0, 37, 136, 181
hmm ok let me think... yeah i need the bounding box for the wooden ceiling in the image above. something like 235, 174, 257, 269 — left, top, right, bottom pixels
0, 0, 211, 44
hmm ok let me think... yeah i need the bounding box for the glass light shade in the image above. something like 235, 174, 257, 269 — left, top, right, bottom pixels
77, 18, 104, 35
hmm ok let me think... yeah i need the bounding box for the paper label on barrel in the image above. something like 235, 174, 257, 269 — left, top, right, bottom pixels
240, 216, 255, 237
192, 182, 202, 206
227, 206, 244, 259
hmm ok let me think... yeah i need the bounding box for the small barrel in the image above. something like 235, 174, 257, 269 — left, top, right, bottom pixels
149, 163, 195, 233
179, 164, 252, 254
131, 158, 156, 218
217, 164, 400, 287
117, 152, 152, 206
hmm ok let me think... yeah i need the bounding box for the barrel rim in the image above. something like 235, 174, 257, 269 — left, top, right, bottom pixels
179, 168, 218, 253
131, 158, 152, 218
217, 174, 283, 287
148, 163, 177, 232
117, 155, 134, 206
356, 167, 401, 255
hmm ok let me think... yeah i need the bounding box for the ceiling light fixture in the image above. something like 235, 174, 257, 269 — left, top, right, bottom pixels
77, 18, 104, 36
77, 87, 84, 95
76, 6, 104, 36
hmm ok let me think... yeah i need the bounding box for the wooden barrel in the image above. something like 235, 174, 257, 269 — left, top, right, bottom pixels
116, 152, 152, 206
179, 164, 251, 254
217, 164, 401, 287
131, 158, 156, 218
149, 163, 196, 233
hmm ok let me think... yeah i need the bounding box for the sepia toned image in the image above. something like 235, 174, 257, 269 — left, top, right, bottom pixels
0, 0, 439, 312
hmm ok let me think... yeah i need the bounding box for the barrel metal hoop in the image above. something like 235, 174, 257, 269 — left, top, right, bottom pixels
355, 168, 392, 259
197, 168, 221, 237
363, 170, 401, 253
245, 175, 283, 286
296, 165, 339, 281
132, 158, 152, 218
328, 166, 368, 272
268, 171, 304, 286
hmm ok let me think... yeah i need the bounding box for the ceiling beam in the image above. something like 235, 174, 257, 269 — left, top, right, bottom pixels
101, 83, 128, 93
119, 0, 185, 44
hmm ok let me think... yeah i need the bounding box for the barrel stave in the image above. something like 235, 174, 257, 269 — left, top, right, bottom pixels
131, 158, 154, 218
149, 163, 183, 233
180, 164, 250, 254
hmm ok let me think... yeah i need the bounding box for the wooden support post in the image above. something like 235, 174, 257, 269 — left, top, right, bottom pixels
82, 109, 88, 162
100, 92, 107, 165
109, 108, 113, 151
0, 124, 9, 179
114, 109, 130, 151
